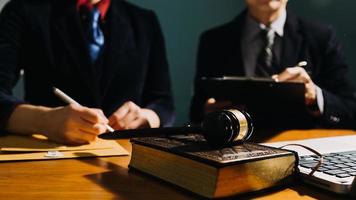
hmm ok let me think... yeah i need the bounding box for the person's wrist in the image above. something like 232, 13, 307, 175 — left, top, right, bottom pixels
305, 83, 317, 106
306, 87, 321, 116
36, 106, 57, 136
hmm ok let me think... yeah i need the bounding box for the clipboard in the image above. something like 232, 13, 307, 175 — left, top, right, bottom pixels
199, 76, 311, 129
200, 76, 305, 103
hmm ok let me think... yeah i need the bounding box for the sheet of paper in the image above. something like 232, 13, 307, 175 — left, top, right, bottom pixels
0, 142, 129, 161
263, 135, 356, 156
0, 134, 116, 152
0, 134, 129, 161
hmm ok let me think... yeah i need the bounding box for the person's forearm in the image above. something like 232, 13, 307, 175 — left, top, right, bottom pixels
7, 104, 109, 145
6, 104, 52, 135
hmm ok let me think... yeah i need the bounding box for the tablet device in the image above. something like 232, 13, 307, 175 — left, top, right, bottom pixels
199, 76, 311, 129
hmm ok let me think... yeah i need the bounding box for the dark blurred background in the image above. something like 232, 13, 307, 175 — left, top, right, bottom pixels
1, 0, 355, 125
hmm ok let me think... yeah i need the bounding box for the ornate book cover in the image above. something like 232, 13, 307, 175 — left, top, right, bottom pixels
130, 134, 297, 198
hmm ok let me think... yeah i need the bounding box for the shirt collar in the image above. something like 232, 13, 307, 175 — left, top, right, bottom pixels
261, 9, 287, 37
77, 0, 111, 20
244, 9, 287, 39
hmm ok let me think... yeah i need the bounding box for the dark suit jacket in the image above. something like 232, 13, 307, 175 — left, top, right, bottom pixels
190, 10, 356, 129
0, 0, 175, 130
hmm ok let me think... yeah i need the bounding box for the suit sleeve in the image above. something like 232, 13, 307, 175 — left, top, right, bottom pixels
142, 11, 175, 127
0, 0, 27, 132
317, 26, 356, 129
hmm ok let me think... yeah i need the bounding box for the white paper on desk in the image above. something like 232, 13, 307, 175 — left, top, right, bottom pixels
0, 134, 120, 152
0, 134, 129, 161
262, 135, 356, 156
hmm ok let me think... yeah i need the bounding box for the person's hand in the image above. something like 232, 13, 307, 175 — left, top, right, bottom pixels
272, 67, 316, 106
109, 101, 160, 130
204, 98, 234, 114
43, 104, 109, 145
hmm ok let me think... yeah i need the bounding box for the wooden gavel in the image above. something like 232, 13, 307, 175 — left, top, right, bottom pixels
99, 109, 254, 148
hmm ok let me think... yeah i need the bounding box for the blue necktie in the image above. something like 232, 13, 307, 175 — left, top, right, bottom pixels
88, 7, 104, 63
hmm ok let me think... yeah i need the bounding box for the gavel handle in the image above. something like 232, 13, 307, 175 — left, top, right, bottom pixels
99, 126, 202, 139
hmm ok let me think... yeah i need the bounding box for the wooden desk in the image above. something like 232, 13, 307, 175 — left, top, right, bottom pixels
0, 129, 355, 200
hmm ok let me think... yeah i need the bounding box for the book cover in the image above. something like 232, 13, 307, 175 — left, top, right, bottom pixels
129, 134, 297, 198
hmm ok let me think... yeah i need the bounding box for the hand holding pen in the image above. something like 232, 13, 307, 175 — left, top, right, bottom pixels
48, 87, 114, 145
271, 61, 317, 106
271, 61, 308, 82
53, 87, 114, 132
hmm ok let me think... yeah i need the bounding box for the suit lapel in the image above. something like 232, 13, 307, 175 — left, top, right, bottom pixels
281, 12, 303, 69
227, 11, 246, 76
52, 1, 100, 102
100, 0, 133, 97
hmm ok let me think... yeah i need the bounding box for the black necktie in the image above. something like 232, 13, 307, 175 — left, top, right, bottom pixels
255, 28, 276, 77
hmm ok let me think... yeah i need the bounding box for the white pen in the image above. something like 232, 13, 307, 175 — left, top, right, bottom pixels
53, 87, 115, 132
296, 61, 307, 68
297, 61, 312, 76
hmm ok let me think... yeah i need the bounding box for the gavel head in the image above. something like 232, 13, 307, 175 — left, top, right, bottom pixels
201, 109, 254, 148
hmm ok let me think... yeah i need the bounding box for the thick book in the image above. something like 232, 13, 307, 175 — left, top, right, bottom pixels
129, 134, 297, 198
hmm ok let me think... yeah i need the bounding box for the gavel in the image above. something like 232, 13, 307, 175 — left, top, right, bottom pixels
99, 109, 254, 148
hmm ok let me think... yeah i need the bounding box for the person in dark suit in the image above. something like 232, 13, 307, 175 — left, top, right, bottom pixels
190, 0, 356, 129
0, 0, 175, 144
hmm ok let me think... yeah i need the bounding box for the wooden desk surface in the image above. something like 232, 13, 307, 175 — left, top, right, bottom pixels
0, 129, 355, 200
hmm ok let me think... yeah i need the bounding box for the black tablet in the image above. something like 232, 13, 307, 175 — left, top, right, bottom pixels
199, 76, 311, 129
